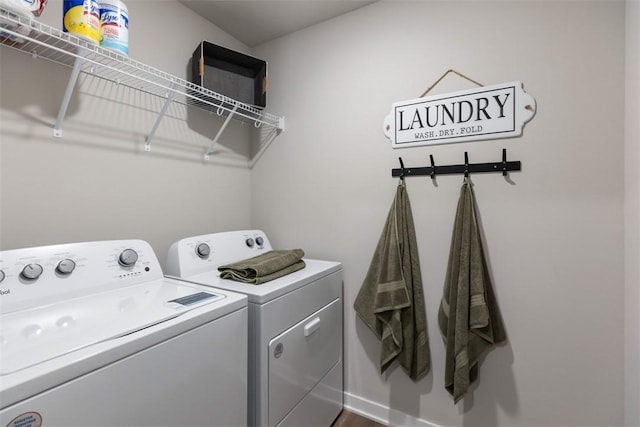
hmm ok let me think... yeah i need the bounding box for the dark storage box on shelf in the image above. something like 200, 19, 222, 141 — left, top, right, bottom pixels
191, 41, 267, 109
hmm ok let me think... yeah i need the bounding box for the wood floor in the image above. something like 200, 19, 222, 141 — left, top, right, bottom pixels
331, 410, 387, 427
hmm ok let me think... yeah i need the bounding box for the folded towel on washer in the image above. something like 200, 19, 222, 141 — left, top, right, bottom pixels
354, 182, 430, 381
438, 179, 506, 403
218, 249, 306, 284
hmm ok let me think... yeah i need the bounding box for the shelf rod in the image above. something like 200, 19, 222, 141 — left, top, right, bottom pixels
204, 104, 239, 160
53, 53, 85, 138
144, 80, 178, 151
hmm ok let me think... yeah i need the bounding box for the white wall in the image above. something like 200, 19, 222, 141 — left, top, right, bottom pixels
253, 1, 625, 426
0, 0, 255, 260
625, 1, 640, 425
0, 1, 631, 426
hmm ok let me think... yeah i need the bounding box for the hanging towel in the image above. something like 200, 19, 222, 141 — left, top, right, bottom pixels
438, 179, 506, 403
218, 249, 306, 284
354, 182, 430, 381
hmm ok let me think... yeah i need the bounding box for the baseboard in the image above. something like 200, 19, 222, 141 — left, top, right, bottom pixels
343, 392, 440, 427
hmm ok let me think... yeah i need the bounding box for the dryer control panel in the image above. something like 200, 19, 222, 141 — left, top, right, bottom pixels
0, 240, 163, 314
165, 230, 272, 277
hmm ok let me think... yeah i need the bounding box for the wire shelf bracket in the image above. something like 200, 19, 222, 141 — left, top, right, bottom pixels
205, 104, 239, 160
145, 80, 178, 152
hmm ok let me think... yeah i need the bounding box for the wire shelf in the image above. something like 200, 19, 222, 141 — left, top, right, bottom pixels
0, 7, 284, 158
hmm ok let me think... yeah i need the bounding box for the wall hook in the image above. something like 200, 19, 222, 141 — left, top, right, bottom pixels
429, 154, 436, 179
502, 148, 508, 176
398, 157, 406, 181
464, 152, 469, 178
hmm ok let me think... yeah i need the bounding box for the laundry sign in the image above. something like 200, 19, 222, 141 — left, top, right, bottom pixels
383, 81, 536, 148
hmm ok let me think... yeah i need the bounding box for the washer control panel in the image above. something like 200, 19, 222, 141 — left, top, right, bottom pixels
0, 240, 163, 314
165, 230, 272, 277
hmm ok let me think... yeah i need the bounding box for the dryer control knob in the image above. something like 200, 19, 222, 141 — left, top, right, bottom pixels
21, 263, 43, 280
0, 270, 5, 283
56, 259, 76, 275
255, 237, 264, 247
195, 243, 210, 259
118, 249, 138, 267
245, 238, 254, 248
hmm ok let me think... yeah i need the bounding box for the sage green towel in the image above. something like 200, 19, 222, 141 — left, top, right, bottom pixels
354, 182, 430, 381
218, 249, 306, 284
438, 180, 506, 403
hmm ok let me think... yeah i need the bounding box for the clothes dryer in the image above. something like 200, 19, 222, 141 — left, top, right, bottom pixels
166, 230, 343, 427
0, 239, 248, 427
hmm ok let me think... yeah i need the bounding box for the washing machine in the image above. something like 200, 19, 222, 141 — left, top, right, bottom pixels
0, 239, 248, 427
165, 230, 343, 427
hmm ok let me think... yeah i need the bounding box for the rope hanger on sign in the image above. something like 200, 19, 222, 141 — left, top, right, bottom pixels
419, 69, 484, 98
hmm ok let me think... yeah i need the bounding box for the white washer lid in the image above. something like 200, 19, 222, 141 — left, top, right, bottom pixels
0, 280, 224, 375
171, 259, 342, 304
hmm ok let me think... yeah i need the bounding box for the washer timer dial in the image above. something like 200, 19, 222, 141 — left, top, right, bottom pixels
56, 259, 76, 275
21, 263, 44, 280
118, 249, 139, 267
195, 243, 210, 259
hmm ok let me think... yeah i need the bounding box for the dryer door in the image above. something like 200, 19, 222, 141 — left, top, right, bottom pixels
268, 298, 341, 426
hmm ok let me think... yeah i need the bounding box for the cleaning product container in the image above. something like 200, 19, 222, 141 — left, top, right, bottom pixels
99, 0, 128, 55
63, 0, 100, 43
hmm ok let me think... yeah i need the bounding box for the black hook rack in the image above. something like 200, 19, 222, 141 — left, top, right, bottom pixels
392, 149, 521, 179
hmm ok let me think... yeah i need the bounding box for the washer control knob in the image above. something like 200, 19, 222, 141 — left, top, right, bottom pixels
245, 238, 254, 248
56, 259, 76, 275
21, 263, 44, 280
0, 270, 5, 283
255, 237, 264, 247
118, 249, 138, 267
195, 243, 210, 259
